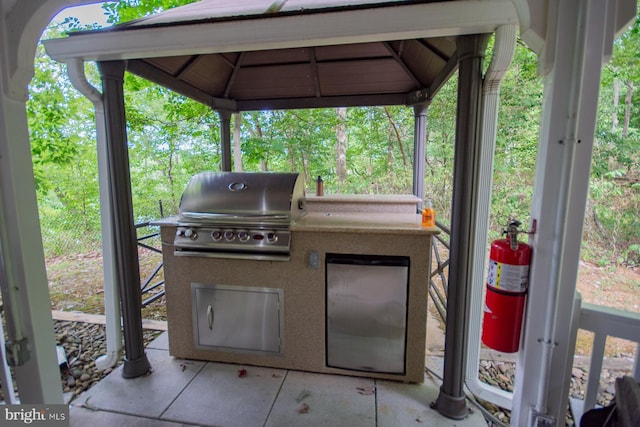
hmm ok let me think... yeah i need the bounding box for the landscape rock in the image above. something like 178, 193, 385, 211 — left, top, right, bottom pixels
50, 320, 161, 402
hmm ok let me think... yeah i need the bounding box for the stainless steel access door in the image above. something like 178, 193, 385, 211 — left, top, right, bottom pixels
326, 254, 409, 374
192, 283, 282, 354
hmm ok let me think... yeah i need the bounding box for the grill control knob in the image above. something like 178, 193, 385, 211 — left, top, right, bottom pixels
237, 231, 249, 242
211, 230, 223, 241
266, 232, 277, 243
184, 228, 197, 240
224, 230, 235, 241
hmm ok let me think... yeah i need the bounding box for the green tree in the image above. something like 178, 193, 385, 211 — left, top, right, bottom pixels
102, 0, 199, 23
32, 1, 639, 268
29, 26, 103, 256
490, 41, 542, 233
424, 77, 457, 222
28, 33, 82, 190
586, 8, 640, 265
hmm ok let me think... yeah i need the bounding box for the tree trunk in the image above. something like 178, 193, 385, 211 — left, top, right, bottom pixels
233, 113, 243, 172
336, 107, 347, 185
247, 115, 268, 171
167, 148, 177, 211
623, 81, 634, 138
383, 107, 407, 166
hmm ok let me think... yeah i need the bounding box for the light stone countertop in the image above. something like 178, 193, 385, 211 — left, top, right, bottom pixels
291, 212, 439, 235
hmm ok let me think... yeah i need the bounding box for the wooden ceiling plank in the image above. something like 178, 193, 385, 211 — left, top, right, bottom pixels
175, 55, 203, 79
427, 53, 458, 100
314, 42, 390, 61
309, 47, 321, 98
241, 48, 310, 66
416, 39, 450, 62
383, 41, 422, 88
127, 59, 211, 104
216, 53, 237, 68
237, 93, 407, 111
224, 52, 245, 98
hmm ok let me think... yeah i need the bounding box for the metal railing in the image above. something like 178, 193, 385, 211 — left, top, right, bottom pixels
135, 221, 165, 307
429, 220, 450, 323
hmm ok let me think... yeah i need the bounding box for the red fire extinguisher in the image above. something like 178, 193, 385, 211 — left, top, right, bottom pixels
481, 219, 532, 353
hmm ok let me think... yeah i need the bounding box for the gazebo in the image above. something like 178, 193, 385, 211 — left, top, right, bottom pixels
0, 0, 637, 425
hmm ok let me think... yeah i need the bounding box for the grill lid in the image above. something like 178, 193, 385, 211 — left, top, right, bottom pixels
178, 172, 305, 224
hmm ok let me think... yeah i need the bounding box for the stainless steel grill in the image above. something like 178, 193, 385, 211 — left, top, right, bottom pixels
173, 172, 305, 261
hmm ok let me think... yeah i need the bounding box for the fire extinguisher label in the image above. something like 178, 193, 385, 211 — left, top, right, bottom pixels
487, 260, 529, 292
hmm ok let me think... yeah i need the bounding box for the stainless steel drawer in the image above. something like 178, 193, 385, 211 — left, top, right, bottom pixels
192, 283, 283, 354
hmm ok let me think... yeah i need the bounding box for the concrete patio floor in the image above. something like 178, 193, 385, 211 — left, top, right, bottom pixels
68, 332, 488, 426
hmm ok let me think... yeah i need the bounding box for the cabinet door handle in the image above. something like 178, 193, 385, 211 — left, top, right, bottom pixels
207, 305, 214, 330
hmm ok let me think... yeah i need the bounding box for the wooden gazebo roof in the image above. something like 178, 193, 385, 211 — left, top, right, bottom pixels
45, 0, 519, 110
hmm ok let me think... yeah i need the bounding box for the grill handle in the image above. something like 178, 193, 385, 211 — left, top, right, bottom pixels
207, 305, 214, 330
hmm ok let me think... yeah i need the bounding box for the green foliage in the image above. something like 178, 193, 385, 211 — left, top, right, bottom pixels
489, 42, 542, 232
122, 74, 221, 216
238, 107, 414, 196
341, 106, 413, 195
28, 37, 85, 190
586, 7, 640, 266
625, 244, 640, 266
423, 77, 456, 223
28, 27, 103, 256
31, 2, 640, 269
101, 0, 200, 24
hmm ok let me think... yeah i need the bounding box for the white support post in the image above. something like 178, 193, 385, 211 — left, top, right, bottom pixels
66, 58, 123, 370
0, 286, 18, 403
0, 63, 63, 406
0, 0, 100, 404
511, 0, 623, 424
465, 24, 517, 410
0, 0, 83, 403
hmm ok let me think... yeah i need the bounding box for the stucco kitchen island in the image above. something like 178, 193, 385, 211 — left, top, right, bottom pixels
159, 202, 438, 384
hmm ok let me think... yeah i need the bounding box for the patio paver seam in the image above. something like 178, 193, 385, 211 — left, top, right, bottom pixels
157, 359, 209, 421
262, 369, 290, 427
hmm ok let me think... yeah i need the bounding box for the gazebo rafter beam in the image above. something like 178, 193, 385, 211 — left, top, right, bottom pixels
223, 52, 245, 98
383, 41, 422, 88
127, 59, 216, 107
175, 55, 201, 79
416, 39, 450, 63
309, 47, 321, 98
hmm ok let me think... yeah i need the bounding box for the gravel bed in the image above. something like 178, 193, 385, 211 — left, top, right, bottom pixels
0, 320, 161, 403
54, 320, 162, 402
475, 359, 633, 426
